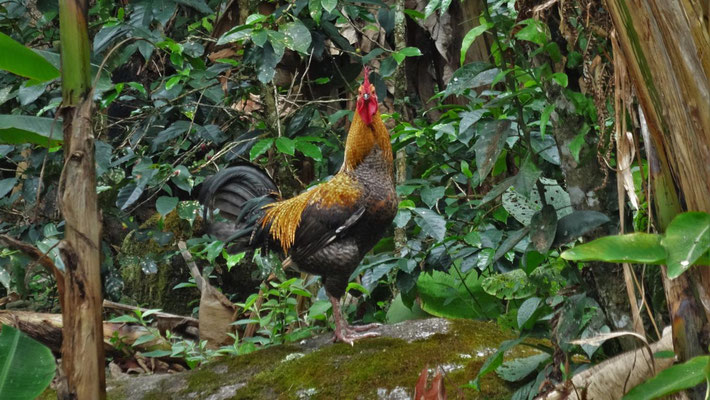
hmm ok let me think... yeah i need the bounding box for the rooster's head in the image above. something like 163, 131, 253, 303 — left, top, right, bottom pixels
356, 67, 378, 125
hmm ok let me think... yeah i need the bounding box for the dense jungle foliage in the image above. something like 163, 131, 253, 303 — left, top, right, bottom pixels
2, 0, 710, 398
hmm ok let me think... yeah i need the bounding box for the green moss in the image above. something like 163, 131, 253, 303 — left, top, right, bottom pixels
103, 319, 545, 399
106, 386, 126, 400
221, 320, 516, 399
36, 388, 56, 400
118, 211, 200, 314
184, 345, 300, 397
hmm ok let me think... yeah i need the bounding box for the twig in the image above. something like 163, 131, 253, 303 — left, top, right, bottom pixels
103, 299, 198, 327
176, 240, 205, 291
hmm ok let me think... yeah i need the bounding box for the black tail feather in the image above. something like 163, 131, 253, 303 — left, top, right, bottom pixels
199, 164, 278, 247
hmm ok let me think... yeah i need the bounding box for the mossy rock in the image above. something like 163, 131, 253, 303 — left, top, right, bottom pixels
118, 211, 200, 315
106, 318, 541, 399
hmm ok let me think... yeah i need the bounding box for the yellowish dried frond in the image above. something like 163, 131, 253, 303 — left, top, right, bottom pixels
261, 174, 362, 253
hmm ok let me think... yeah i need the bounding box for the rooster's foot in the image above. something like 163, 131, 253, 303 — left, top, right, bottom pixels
333, 327, 380, 345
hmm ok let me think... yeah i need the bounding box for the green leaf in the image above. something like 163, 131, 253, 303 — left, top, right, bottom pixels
482, 269, 536, 300
459, 109, 485, 136
309, 0, 322, 24
492, 227, 530, 266
517, 297, 542, 329
568, 131, 586, 163
321, 0, 337, 13
394, 210, 411, 228
468, 338, 523, 390
295, 140, 322, 161
178, 201, 200, 226
515, 19, 548, 46
217, 26, 253, 45
412, 208, 446, 241
479, 176, 515, 206
165, 75, 181, 90
0, 115, 63, 146
540, 104, 554, 138
346, 282, 369, 295
156, 196, 179, 216
552, 211, 610, 247
444, 62, 498, 97
250, 138, 273, 161
116, 182, 144, 210
511, 156, 541, 199
142, 350, 172, 358
623, 356, 709, 400
223, 251, 245, 271
0, 178, 17, 198
0, 325, 56, 399
475, 120, 513, 181
420, 186, 445, 208
460, 22, 492, 66
386, 293, 430, 323
281, 20, 312, 54
403, 9, 425, 20
0, 33, 59, 82
257, 42, 281, 83
380, 56, 397, 77
529, 205, 557, 253
417, 269, 501, 319
423, 0, 441, 18
133, 333, 157, 347
392, 47, 422, 64
662, 212, 710, 279
275, 137, 295, 156
108, 314, 140, 323
362, 48, 384, 64
561, 233, 666, 264
497, 353, 549, 382
550, 72, 568, 87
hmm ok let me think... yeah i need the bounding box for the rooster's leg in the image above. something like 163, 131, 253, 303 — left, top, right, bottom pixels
328, 294, 380, 345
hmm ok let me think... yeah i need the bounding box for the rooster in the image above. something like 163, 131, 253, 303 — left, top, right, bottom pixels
199, 68, 397, 344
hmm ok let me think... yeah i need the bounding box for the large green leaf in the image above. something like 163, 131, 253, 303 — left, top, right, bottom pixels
412, 208, 446, 241
552, 210, 610, 247
561, 233, 666, 264
0, 325, 56, 400
496, 353, 549, 382
0, 115, 63, 146
475, 120, 512, 181
417, 269, 501, 319
481, 269, 536, 300
529, 204, 557, 253
0, 33, 59, 83
661, 212, 710, 279
281, 20, 312, 54
502, 178, 571, 225
623, 356, 709, 400
385, 293, 430, 323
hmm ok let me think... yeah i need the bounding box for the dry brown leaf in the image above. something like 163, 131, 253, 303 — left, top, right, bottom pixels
178, 241, 236, 348
414, 367, 447, 400
208, 48, 236, 62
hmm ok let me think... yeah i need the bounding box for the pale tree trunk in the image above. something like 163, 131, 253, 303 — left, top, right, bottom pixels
393, 0, 408, 253
606, 0, 710, 395
57, 0, 106, 398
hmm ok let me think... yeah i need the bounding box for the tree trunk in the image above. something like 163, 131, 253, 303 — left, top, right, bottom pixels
58, 0, 106, 398
606, 0, 710, 394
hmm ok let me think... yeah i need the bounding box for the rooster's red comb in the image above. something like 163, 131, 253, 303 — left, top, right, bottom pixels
362, 66, 371, 87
